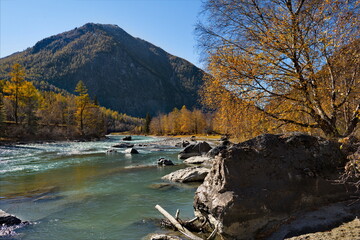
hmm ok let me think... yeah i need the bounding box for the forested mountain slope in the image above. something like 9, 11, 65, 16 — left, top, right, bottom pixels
0, 23, 204, 117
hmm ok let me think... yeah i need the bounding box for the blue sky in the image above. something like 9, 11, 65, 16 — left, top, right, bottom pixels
0, 0, 204, 67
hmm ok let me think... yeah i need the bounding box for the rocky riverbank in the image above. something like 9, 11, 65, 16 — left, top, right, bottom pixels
155, 133, 359, 240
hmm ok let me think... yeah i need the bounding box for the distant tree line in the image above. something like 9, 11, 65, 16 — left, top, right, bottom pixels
150, 105, 211, 135
0, 63, 143, 140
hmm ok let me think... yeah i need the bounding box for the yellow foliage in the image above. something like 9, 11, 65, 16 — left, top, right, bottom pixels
150, 107, 209, 135
198, 0, 360, 138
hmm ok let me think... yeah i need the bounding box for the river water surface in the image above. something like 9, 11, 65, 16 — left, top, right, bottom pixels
0, 135, 197, 239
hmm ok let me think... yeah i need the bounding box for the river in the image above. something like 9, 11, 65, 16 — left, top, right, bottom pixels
0, 135, 197, 239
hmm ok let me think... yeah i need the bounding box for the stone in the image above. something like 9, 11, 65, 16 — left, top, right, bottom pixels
184, 156, 212, 165
175, 140, 190, 148
149, 234, 182, 240
112, 143, 134, 148
206, 145, 227, 158
190, 136, 197, 141
162, 166, 209, 183
0, 210, 22, 226
124, 148, 139, 154
194, 133, 353, 240
122, 136, 132, 141
107, 149, 118, 153
157, 158, 174, 166
178, 141, 212, 159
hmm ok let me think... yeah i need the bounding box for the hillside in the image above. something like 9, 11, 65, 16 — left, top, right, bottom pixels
0, 23, 204, 117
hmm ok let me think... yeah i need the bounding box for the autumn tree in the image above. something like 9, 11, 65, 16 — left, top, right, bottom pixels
198, 0, 359, 138
149, 114, 164, 135
149, 107, 209, 135
74, 80, 106, 136
179, 105, 192, 133
192, 109, 207, 134
167, 108, 181, 134
3, 63, 41, 129
3, 63, 26, 124
75, 80, 91, 134
21, 81, 40, 130
37, 91, 74, 127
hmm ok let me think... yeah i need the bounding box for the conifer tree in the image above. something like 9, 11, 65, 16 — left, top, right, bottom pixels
144, 112, 151, 134
22, 81, 40, 131
75, 80, 91, 134
3, 63, 26, 124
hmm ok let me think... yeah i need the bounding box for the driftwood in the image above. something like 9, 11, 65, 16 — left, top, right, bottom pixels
175, 209, 180, 220
187, 217, 198, 224
155, 205, 203, 240
206, 224, 218, 240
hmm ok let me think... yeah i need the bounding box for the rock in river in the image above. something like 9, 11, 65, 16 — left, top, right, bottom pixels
0, 210, 23, 226
122, 136, 132, 141
157, 158, 174, 166
112, 143, 134, 148
124, 148, 139, 154
162, 166, 209, 183
178, 141, 212, 159
107, 149, 118, 153
194, 133, 354, 240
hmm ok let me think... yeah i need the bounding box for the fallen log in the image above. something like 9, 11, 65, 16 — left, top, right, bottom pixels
155, 204, 203, 240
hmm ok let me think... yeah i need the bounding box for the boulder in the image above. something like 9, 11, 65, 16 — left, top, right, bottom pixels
190, 136, 197, 141
184, 156, 212, 165
178, 141, 212, 159
206, 145, 227, 158
112, 143, 134, 148
157, 158, 174, 166
175, 140, 190, 148
122, 136, 132, 141
124, 148, 139, 154
162, 166, 209, 183
0, 210, 22, 226
194, 133, 354, 240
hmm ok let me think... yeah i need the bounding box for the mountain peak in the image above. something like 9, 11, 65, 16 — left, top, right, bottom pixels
81, 22, 119, 31
0, 24, 204, 117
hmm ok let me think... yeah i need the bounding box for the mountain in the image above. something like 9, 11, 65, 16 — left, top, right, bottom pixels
0, 23, 204, 117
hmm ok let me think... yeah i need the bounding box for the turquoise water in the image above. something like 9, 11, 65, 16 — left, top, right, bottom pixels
0, 136, 197, 239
